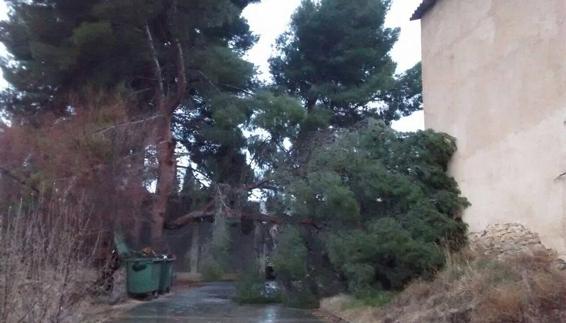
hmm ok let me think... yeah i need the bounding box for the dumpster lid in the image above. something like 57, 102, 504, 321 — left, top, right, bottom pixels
113, 231, 130, 257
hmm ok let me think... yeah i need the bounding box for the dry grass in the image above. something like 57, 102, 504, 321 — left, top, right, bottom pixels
320, 295, 380, 323
0, 200, 109, 323
321, 249, 566, 323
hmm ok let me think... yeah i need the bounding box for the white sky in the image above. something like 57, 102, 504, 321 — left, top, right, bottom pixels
0, 0, 424, 131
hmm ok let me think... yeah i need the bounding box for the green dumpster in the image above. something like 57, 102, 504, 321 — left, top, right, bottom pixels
125, 257, 162, 297
158, 256, 175, 294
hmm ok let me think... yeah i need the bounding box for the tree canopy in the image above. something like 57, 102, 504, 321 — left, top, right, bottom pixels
273, 120, 468, 298
0, 0, 263, 246
0, 0, 468, 307
0, 0, 258, 117
270, 0, 421, 127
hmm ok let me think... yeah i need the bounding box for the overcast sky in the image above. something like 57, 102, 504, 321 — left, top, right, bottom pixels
0, 0, 424, 131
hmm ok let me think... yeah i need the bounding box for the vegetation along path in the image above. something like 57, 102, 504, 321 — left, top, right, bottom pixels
108, 282, 323, 323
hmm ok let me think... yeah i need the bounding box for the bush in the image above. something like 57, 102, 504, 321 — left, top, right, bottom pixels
200, 259, 225, 282
235, 272, 281, 304
275, 120, 469, 298
272, 227, 307, 282
271, 227, 320, 308
282, 283, 319, 309
327, 218, 446, 291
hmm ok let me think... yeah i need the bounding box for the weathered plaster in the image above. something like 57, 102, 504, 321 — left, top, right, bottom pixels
421, 0, 566, 255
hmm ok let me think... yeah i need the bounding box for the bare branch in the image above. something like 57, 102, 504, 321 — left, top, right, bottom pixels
243, 179, 276, 191
219, 82, 254, 96
93, 114, 163, 135
176, 164, 212, 183
166, 38, 188, 112
145, 23, 165, 106
197, 70, 222, 93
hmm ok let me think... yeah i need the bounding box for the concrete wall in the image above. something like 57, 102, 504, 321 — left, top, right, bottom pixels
420, 0, 566, 255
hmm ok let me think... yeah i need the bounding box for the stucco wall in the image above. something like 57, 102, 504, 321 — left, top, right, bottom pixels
420, 0, 566, 255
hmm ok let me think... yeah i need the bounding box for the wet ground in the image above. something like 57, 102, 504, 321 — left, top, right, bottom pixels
108, 282, 324, 323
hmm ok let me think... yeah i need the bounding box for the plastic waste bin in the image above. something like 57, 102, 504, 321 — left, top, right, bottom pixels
125, 257, 162, 297
158, 256, 176, 294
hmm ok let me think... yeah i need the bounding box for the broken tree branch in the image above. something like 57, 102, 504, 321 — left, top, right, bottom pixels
164, 202, 321, 231
164, 200, 216, 229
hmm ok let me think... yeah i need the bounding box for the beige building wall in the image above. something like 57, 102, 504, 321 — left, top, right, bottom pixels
420, 0, 566, 255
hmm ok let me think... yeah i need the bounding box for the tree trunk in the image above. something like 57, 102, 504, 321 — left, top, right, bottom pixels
150, 114, 176, 250
130, 140, 147, 248
144, 18, 187, 250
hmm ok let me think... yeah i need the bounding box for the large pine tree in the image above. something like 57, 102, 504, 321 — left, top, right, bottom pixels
0, 0, 260, 248
270, 0, 421, 127
262, 0, 465, 303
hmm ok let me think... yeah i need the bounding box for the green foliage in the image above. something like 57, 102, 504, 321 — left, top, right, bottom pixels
327, 218, 445, 291
0, 0, 465, 309
200, 259, 225, 282
252, 91, 305, 141
235, 271, 282, 304
379, 63, 423, 122
0, 0, 266, 223
282, 285, 319, 309
276, 120, 469, 296
0, 0, 259, 149
272, 227, 308, 282
272, 227, 322, 308
270, 0, 420, 125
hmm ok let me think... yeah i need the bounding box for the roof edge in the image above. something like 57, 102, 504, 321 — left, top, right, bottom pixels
410, 0, 437, 21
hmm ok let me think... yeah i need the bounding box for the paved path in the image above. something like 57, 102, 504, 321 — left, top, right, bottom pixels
108, 282, 324, 323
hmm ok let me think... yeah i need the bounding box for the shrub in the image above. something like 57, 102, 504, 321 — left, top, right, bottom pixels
282, 283, 319, 309
271, 227, 319, 308
272, 226, 308, 282
235, 271, 281, 304
200, 259, 225, 282
274, 120, 469, 298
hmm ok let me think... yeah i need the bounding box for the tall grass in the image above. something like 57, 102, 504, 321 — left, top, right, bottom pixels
0, 200, 106, 323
